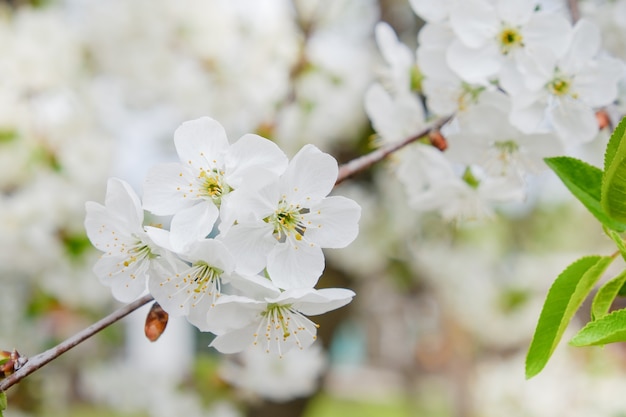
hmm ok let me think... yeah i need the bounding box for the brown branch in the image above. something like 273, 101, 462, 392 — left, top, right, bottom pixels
0, 294, 154, 392
336, 114, 453, 185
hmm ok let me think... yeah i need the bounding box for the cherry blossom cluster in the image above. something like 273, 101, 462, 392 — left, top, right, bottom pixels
84, 117, 361, 356
366, 0, 626, 220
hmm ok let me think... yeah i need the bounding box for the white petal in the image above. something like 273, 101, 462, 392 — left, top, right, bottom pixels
496, 0, 535, 25
574, 57, 625, 107
225, 134, 288, 188
169, 202, 219, 252
409, 0, 449, 22
208, 295, 266, 334
104, 178, 143, 230
449, 0, 498, 48
375, 22, 413, 72
222, 222, 275, 276
418, 22, 454, 49
142, 163, 197, 215
277, 287, 356, 316
559, 19, 600, 73
280, 145, 338, 205
550, 98, 598, 146
523, 13, 572, 58
364, 84, 425, 142
446, 39, 501, 84
267, 240, 324, 289
228, 274, 282, 299
84, 202, 131, 251
174, 117, 229, 170
94, 256, 148, 302
210, 324, 258, 354
509, 91, 549, 133
148, 258, 194, 317
184, 238, 236, 273
302, 196, 361, 248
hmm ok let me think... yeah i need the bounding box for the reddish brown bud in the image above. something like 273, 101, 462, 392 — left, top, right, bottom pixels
596, 109, 611, 130
429, 130, 448, 151
144, 302, 169, 342
0, 349, 27, 378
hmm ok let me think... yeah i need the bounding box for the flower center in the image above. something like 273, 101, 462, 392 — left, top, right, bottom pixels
498, 27, 524, 55
253, 304, 319, 356
197, 168, 231, 207
547, 75, 576, 98
266, 199, 309, 242
122, 241, 154, 267
190, 262, 223, 293
458, 83, 486, 111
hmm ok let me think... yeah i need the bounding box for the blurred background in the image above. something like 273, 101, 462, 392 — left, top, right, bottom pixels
3, 0, 626, 416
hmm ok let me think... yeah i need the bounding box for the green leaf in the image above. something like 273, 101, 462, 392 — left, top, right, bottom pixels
591, 269, 626, 320
545, 157, 626, 232
0, 391, 6, 417
602, 117, 626, 223
604, 116, 626, 173
525, 255, 613, 379
606, 229, 626, 263
570, 308, 626, 346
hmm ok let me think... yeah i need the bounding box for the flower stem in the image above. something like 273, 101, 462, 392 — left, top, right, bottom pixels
0, 294, 153, 392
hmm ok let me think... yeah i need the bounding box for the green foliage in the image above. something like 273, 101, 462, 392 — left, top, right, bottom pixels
544, 157, 626, 232
0, 391, 6, 417
570, 308, 626, 346
591, 269, 626, 320
525, 255, 613, 379
602, 117, 626, 223
528, 117, 626, 378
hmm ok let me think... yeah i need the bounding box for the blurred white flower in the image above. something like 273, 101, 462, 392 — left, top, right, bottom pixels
220, 343, 327, 402
510, 19, 625, 146
446, 0, 572, 86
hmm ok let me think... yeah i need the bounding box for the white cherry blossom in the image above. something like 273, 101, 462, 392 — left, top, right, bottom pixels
207, 274, 355, 356
221, 144, 361, 289
148, 237, 237, 332
446, 0, 572, 86
84, 178, 165, 302
142, 117, 288, 251
509, 19, 625, 145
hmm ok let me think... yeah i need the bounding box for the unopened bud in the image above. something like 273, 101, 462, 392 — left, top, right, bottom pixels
429, 130, 448, 151
596, 109, 611, 130
0, 349, 27, 379
144, 302, 169, 342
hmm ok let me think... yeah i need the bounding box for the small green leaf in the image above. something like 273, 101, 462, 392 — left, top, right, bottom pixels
0, 391, 6, 416
526, 255, 613, 378
545, 157, 626, 232
591, 269, 626, 320
606, 229, 626, 262
602, 117, 626, 223
570, 308, 626, 346
604, 116, 626, 173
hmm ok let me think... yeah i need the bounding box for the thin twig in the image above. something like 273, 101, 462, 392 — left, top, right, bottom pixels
336, 114, 453, 185
0, 294, 154, 392
567, 0, 580, 23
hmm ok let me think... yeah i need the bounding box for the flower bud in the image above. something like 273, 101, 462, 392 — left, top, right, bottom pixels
0, 349, 27, 379
144, 302, 169, 342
